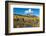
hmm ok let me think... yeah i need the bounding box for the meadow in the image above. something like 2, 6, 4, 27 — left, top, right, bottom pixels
14, 14, 40, 28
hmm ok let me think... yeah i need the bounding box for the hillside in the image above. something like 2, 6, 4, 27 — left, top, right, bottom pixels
14, 14, 40, 28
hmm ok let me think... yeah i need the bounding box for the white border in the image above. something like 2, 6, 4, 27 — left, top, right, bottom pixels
9, 3, 43, 33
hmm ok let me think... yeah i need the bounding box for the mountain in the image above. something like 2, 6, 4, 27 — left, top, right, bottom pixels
14, 14, 38, 18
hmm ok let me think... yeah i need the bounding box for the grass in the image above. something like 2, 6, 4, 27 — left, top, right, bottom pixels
14, 14, 40, 28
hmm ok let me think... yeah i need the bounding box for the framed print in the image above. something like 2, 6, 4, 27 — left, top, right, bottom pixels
5, 1, 45, 35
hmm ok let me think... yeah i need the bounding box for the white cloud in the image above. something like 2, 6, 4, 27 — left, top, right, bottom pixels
25, 10, 28, 14
25, 9, 33, 14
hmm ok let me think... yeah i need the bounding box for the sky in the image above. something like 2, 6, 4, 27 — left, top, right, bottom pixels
13, 8, 40, 16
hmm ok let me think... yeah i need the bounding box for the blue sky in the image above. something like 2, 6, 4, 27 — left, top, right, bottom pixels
13, 8, 40, 16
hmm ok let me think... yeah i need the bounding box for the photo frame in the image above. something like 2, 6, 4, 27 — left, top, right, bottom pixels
5, 1, 45, 35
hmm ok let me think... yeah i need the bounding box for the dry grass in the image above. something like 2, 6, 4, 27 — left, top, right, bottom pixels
14, 15, 40, 28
